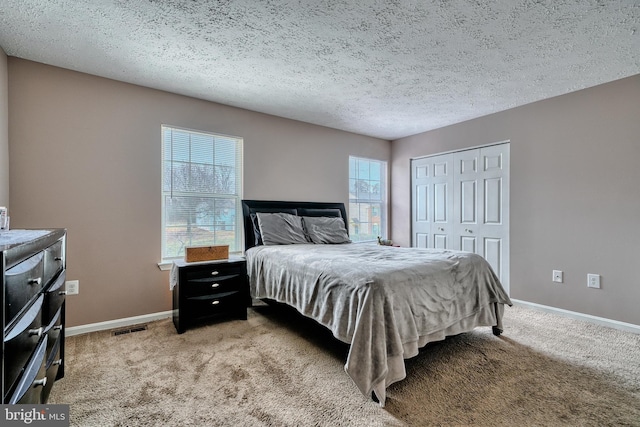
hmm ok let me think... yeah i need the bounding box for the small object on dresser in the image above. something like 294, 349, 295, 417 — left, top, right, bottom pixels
184, 245, 229, 262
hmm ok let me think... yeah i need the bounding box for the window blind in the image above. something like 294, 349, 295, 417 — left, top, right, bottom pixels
161, 126, 243, 259
348, 156, 387, 242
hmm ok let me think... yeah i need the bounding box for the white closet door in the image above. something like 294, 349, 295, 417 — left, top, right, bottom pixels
453, 144, 510, 292
479, 144, 509, 292
412, 143, 509, 294
411, 154, 454, 249
453, 149, 481, 253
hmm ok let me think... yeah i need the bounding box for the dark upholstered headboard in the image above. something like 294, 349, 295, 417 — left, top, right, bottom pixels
241, 200, 348, 251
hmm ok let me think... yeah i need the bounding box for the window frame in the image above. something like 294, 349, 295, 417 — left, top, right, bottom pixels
160, 125, 243, 263
348, 156, 388, 243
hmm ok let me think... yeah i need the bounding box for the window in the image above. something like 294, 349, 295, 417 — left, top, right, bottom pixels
162, 126, 243, 260
348, 156, 387, 243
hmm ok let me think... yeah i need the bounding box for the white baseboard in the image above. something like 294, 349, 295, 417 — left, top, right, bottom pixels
511, 299, 640, 335
65, 311, 173, 337
65, 302, 640, 337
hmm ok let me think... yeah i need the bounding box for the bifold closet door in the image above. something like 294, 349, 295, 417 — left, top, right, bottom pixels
411, 153, 453, 249
411, 143, 509, 293
453, 144, 510, 292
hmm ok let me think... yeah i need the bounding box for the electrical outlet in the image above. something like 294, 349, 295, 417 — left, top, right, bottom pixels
66, 280, 79, 295
587, 274, 601, 289
552, 270, 563, 283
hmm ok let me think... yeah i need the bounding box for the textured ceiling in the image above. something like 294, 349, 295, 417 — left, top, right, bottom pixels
0, 1, 639, 140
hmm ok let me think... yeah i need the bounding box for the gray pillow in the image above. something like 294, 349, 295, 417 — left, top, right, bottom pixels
256, 212, 309, 245
302, 216, 351, 244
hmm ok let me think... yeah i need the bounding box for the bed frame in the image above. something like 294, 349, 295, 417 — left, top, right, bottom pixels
241, 199, 348, 251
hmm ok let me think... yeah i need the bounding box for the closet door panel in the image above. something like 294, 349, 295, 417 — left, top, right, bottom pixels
434, 234, 448, 249
484, 177, 503, 225
460, 179, 477, 224
415, 233, 429, 248
484, 238, 503, 279
415, 185, 429, 222
460, 236, 477, 253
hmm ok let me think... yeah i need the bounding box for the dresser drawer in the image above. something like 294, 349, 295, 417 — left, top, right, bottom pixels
8, 335, 48, 404
44, 240, 64, 285
3, 294, 45, 393
185, 291, 244, 319
5, 251, 45, 324
42, 334, 63, 404
44, 306, 63, 357
43, 271, 66, 326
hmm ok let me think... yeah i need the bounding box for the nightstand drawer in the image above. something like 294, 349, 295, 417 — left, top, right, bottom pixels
184, 263, 244, 279
184, 272, 244, 297
185, 291, 244, 318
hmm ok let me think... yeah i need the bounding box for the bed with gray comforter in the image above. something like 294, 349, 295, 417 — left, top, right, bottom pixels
242, 200, 512, 406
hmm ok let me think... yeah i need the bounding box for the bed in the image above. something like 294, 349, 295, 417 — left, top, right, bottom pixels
242, 199, 512, 406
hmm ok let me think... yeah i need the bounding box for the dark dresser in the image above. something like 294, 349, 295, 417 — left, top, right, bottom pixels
1, 229, 66, 404
172, 257, 248, 333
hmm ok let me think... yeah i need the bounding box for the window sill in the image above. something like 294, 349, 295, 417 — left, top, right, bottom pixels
157, 261, 173, 271
158, 252, 245, 271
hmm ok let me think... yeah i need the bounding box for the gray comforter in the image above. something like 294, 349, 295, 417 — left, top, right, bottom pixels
246, 243, 512, 406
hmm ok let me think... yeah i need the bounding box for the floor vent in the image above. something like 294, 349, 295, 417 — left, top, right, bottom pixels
111, 324, 148, 336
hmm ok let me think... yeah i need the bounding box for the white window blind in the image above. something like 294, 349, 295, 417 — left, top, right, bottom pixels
348, 156, 387, 243
162, 126, 243, 259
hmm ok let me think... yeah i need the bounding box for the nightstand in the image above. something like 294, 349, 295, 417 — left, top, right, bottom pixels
171, 257, 249, 334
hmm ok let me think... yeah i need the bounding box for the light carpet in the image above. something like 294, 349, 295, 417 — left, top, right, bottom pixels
49, 303, 640, 426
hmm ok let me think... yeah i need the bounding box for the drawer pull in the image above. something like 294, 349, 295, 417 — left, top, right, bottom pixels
53, 325, 63, 331
54, 257, 63, 261
53, 359, 63, 366
33, 377, 47, 388
211, 300, 220, 305
211, 283, 220, 288
211, 271, 219, 276
28, 327, 44, 337
28, 277, 42, 285
59, 290, 68, 296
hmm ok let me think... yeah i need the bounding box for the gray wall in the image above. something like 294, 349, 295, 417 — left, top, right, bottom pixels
0, 48, 8, 207
391, 75, 640, 326
8, 58, 389, 327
